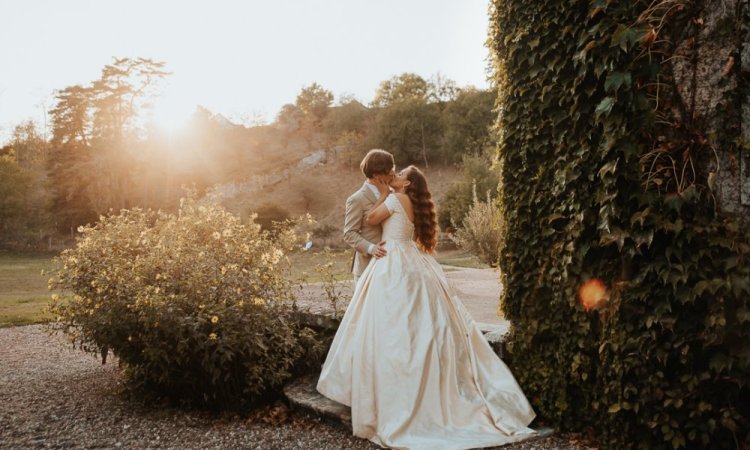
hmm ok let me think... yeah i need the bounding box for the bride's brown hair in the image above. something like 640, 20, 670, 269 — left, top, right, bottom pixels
404, 166, 438, 253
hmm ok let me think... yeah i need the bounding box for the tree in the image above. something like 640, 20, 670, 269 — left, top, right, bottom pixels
440, 88, 496, 163
48, 84, 97, 233
10, 120, 48, 169
371, 98, 441, 166
323, 100, 369, 135
295, 82, 333, 126
275, 103, 304, 131
49, 85, 91, 147
322, 100, 372, 164
88, 57, 169, 212
291, 83, 333, 148
428, 73, 459, 104
371, 73, 429, 108
91, 57, 170, 141
0, 124, 51, 246
0, 157, 33, 241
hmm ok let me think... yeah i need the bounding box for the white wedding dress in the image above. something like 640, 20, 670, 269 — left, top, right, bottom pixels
317, 194, 536, 450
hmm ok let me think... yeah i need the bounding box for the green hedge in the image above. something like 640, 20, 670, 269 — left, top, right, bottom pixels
490, 0, 749, 448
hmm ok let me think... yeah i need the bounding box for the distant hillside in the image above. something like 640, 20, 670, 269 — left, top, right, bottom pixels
209, 150, 460, 236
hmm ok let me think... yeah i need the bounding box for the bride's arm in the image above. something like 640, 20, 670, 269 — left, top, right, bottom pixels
366, 178, 392, 226
366, 202, 391, 226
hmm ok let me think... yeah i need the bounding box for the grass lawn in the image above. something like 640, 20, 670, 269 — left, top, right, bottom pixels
0, 248, 489, 327
0, 253, 58, 327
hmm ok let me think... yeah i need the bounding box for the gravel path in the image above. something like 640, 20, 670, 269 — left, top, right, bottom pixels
0, 325, 594, 449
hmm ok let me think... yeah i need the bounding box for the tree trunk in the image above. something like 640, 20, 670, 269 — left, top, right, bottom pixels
671, 0, 748, 223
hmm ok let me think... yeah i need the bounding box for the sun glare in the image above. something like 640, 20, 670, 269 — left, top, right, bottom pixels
149, 91, 193, 134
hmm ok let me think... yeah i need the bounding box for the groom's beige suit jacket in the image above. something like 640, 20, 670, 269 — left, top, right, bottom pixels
344, 182, 382, 277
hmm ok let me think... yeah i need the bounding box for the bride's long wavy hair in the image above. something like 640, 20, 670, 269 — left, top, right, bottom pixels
404, 166, 438, 254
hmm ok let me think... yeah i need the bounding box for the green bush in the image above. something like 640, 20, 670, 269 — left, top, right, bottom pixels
438, 153, 499, 231
48, 197, 323, 409
451, 186, 503, 266
253, 203, 291, 232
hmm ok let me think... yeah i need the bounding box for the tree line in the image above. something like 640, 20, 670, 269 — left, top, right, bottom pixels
278, 73, 496, 168
0, 57, 498, 250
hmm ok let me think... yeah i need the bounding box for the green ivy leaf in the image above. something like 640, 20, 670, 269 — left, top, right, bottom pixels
610, 24, 639, 52
604, 71, 632, 93
598, 159, 619, 179
595, 97, 616, 118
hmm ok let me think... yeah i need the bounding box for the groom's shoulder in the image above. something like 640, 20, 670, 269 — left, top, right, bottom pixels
346, 186, 366, 203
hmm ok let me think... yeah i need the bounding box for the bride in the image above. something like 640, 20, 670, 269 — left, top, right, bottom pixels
317, 165, 536, 450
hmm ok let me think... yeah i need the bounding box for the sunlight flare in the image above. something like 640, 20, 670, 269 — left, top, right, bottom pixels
579, 278, 609, 311
148, 90, 193, 134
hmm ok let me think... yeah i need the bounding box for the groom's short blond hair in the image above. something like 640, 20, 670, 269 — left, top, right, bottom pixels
360, 149, 394, 179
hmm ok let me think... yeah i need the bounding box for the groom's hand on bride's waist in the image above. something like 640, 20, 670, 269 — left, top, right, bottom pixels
372, 240, 387, 259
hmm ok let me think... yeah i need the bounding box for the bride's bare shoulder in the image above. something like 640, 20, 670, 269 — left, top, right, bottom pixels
393, 192, 411, 204
393, 193, 415, 220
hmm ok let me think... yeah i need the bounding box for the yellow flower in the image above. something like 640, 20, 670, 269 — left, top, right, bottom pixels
212, 231, 221, 240
208, 332, 217, 341
238, 300, 244, 307
198, 304, 205, 309
252, 297, 265, 306
51, 294, 60, 301
211, 316, 219, 324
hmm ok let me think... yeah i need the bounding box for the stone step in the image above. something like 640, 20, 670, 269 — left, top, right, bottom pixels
283, 374, 555, 444
284, 374, 351, 427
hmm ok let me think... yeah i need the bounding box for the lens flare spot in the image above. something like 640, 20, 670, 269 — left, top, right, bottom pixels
579, 278, 609, 311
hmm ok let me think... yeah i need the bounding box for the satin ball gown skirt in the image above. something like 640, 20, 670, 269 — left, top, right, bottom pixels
317, 239, 536, 450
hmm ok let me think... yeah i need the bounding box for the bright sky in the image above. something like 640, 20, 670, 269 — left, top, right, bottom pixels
0, 0, 492, 143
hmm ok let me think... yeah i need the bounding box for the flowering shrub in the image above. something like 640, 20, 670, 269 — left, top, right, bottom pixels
451, 185, 504, 266
48, 197, 323, 409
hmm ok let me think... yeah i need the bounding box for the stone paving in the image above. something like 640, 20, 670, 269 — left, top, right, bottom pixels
294, 264, 511, 337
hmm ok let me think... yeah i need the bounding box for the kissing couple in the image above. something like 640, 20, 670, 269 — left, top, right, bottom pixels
316, 149, 537, 450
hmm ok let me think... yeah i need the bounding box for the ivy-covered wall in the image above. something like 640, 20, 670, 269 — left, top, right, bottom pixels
490, 0, 749, 448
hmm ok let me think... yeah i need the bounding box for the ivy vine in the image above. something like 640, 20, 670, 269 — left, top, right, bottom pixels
490, 0, 749, 448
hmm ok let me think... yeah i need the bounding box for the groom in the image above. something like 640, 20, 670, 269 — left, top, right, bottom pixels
344, 149, 395, 283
